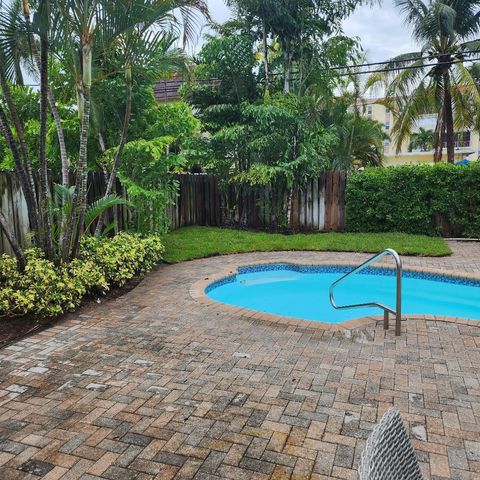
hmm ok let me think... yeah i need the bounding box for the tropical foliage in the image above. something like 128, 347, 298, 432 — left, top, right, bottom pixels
181, 10, 386, 226
0, 233, 164, 318
409, 127, 434, 152
4, 0, 476, 282
0, 0, 206, 269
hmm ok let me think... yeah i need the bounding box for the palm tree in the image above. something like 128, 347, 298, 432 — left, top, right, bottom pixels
0, 30, 42, 251
368, 0, 480, 163
409, 127, 434, 151
22, 0, 70, 190
226, 0, 277, 92
318, 62, 386, 169
0, 0, 207, 267
332, 114, 385, 169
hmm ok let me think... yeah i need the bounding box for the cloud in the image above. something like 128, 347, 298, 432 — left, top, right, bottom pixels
208, 0, 232, 23
343, 0, 419, 62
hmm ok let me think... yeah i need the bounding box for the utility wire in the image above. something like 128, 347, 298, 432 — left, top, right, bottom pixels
335, 56, 480, 76
325, 48, 480, 71
268, 55, 480, 78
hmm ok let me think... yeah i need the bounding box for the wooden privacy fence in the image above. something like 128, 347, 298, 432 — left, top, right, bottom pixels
0, 170, 346, 255
167, 171, 347, 232
0, 172, 30, 257
0, 171, 127, 257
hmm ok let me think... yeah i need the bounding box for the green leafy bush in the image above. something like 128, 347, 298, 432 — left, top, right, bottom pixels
0, 233, 164, 319
80, 233, 164, 286
346, 163, 480, 237
113, 138, 182, 234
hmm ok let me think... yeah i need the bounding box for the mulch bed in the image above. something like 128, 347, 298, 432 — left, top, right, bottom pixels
0, 276, 145, 349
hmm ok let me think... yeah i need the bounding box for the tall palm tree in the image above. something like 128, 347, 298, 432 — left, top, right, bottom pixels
22, 0, 70, 190
226, 0, 277, 92
0, 0, 207, 267
0, 23, 42, 250
368, 0, 480, 163
317, 61, 386, 169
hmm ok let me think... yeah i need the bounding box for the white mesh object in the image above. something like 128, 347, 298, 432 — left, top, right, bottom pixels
358, 407, 424, 480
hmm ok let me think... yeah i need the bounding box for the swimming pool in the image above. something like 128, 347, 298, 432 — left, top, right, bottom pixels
206, 264, 480, 323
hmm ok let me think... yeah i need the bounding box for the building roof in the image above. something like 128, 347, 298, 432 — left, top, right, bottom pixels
153, 77, 221, 103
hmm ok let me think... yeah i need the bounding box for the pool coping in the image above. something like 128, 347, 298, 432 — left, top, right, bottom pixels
189, 259, 480, 332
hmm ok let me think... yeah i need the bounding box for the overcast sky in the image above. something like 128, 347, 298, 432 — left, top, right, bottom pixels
205, 0, 419, 62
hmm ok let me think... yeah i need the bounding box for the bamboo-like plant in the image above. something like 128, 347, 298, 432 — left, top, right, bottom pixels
0, 0, 208, 268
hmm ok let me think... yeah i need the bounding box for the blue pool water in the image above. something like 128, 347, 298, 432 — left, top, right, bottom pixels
206, 264, 480, 323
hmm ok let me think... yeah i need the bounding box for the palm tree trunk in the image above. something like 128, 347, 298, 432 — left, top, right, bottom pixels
0, 76, 41, 245
96, 133, 109, 183
286, 186, 294, 227
39, 37, 54, 260
261, 17, 269, 93
48, 89, 69, 188
0, 210, 26, 271
444, 72, 455, 164
433, 100, 444, 163
94, 65, 132, 237
284, 51, 292, 94
65, 90, 91, 260
63, 45, 92, 261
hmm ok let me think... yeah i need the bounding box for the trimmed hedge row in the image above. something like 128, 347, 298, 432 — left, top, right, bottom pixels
346, 163, 480, 238
0, 233, 164, 319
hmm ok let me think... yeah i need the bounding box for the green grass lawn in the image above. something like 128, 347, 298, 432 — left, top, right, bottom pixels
161, 226, 452, 263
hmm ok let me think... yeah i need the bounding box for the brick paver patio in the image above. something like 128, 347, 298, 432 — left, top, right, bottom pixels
0, 241, 479, 479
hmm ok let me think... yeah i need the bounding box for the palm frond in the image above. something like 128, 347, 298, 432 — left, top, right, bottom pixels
450, 62, 480, 130
84, 194, 128, 232
390, 80, 435, 153
394, 0, 428, 30
53, 183, 75, 204
0, 0, 30, 84
418, 2, 456, 44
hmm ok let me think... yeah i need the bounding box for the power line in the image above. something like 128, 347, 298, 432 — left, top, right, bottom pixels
20, 50, 480, 87
267, 48, 480, 78
267, 54, 480, 79
335, 56, 480, 76
326, 48, 480, 71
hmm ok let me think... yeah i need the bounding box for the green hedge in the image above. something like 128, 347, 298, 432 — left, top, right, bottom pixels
346, 163, 480, 237
0, 233, 164, 319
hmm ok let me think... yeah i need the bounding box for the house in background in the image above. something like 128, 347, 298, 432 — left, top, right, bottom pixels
154, 76, 221, 103
362, 98, 479, 166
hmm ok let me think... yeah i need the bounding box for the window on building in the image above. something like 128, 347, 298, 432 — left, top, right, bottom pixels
385, 121, 390, 130
367, 106, 372, 116
442, 131, 471, 148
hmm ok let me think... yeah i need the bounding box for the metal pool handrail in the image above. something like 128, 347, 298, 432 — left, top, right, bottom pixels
329, 248, 403, 336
